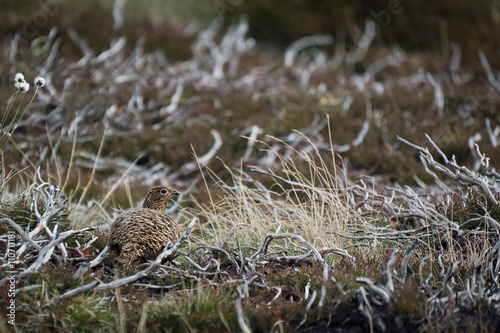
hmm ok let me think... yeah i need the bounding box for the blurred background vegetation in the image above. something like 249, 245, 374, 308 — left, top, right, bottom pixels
1, 0, 499, 201
2, 0, 500, 61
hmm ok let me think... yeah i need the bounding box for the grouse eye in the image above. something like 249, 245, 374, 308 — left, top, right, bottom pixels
160, 189, 168, 194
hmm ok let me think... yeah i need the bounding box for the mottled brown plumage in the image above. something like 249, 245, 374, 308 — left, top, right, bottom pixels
108, 185, 180, 265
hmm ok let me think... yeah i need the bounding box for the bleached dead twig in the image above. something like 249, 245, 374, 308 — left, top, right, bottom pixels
296, 289, 317, 330
0, 218, 41, 251
235, 285, 252, 333
478, 50, 500, 92
357, 286, 375, 333
162, 83, 184, 114
425, 72, 445, 117
485, 118, 499, 148
252, 232, 324, 264
398, 134, 499, 207
284, 34, 334, 68
400, 240, 417, 283
384, 249, 398, 293
356, 277, 391, 304
474, 142, 500, 181
167, 130, 222, 181
0, 227, 95, 286
72, 246, 110, 280
242, 125, 260, 162
112, 0, 125, 31
93, 36, 127, 64
17, 168, 69, 257
249, 167, 334, 199
345, 20, 376, 68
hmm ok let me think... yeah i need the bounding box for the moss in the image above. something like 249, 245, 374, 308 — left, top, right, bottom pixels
392, 280, 426, 322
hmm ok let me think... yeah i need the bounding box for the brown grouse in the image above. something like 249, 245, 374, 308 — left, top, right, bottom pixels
108, 185, 180, 265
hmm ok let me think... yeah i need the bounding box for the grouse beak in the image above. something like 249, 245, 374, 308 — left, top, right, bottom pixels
172, 190, 180, 196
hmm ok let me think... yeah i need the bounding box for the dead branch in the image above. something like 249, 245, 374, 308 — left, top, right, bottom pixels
167, 130, 222, 181
0, 218, 41, 251
235, 285, 252, 333
252, 232, 324, 264
398, 134, 499, 207
72, 246, 109, 280
0, 227, 96, 286
18, 168, 69, 257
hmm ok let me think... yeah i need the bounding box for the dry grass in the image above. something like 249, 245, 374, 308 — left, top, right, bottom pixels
190, 132, 357, 251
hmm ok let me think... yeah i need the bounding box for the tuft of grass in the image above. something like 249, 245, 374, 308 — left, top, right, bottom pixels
146, 285, 237, 332
189, 132, 358, 252
0, 193, 40, 233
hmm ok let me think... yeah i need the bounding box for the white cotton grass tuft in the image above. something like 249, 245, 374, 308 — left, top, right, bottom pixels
2, 72, 39, 150
34, 76, 46, 88
14, 73, 25, 83
18, 82, 30, 93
